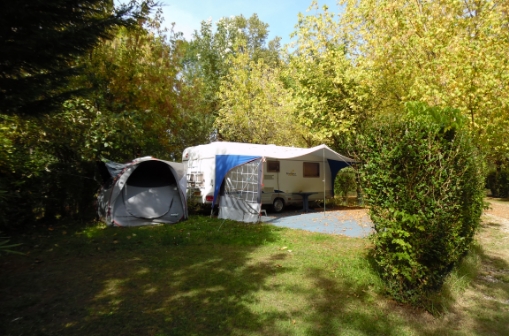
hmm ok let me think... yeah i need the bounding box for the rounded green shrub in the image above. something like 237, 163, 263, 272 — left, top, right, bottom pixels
358, 102, 486, 303
486, 168, 509, 198
334, 167, 357, 204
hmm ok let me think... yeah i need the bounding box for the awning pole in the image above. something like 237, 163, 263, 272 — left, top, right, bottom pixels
323, 148, 326, 215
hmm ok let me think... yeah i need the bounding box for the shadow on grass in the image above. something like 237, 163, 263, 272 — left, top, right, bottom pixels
0, 218, 292, 335
303, 267, 398, 335
412, 236, 509, 336
2, 215, 508, 336
468, 256, 509, 334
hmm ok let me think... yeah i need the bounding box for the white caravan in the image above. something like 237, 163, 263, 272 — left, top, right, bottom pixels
182, 142, 354, 223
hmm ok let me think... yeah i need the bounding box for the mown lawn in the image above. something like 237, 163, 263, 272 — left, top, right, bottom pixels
1, 204, 508, 336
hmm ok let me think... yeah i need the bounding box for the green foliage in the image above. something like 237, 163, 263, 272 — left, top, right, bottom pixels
340, 0, 509, 164
0, 0, 153, 115
0, 9, 199, 229
358, 102, 486, 304
0, 1, 169, 229
334, 167, 357, 203
0, 233, 23, 255
0, 114, 52, 226
486, 168, 509, 198
78, 14, 200, 159
216, 43, 304, 146
0, 94, 178, 229
182, 14, 281, 123
287, 2, 370, 148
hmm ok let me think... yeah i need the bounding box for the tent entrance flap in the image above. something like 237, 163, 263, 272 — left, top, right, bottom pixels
218, 158, 263, 223
122, 160, 177, 219
214, 155, 261, 204
123, 185, 174, 219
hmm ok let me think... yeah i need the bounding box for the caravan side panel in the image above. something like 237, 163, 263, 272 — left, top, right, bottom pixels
262, 156, 333, 204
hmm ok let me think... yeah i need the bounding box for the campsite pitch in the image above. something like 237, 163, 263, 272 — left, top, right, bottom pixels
1, 201, 508, 336
261, 207, 373, 237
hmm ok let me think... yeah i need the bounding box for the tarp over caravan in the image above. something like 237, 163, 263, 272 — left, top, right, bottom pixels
97, 157, 187, 227
183, 142, 355, 223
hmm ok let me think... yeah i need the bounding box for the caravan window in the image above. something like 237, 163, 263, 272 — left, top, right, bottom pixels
267, 160, 280, 172
303, 162, 320, 177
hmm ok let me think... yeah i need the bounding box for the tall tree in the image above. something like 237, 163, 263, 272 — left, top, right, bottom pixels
0, 5, 195, 227
79, 9, 211, 160
288, 2, 369, 150
0, 0, 153, 115
340, 0, 509, 162
216, 41, 303, 145
182, 14, 282, 123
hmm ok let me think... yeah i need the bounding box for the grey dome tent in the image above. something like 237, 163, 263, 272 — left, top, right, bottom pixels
97, 157, 187, 227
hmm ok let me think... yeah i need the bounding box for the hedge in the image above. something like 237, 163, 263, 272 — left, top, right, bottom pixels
358, 102, 486, 303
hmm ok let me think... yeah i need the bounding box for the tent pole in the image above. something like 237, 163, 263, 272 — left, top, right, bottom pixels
323, 148, 326, 215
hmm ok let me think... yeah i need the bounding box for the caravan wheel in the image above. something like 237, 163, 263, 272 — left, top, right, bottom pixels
273, 198, 285, 213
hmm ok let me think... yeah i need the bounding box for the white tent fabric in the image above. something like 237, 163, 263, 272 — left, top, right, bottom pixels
185, 142, 355, 163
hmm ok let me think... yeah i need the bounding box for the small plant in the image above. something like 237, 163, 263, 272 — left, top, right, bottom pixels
334, 167, 357, 205
186, 190, 212, 215
0, 232, 23, 255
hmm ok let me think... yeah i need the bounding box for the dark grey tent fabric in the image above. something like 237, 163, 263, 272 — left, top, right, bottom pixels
105, 161, 128, 178
97, 157, 187, 227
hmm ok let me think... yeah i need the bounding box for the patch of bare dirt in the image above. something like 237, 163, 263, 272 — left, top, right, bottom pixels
326, 208, 372, 227
485, 198, 509, 219
485, 198, 509, 232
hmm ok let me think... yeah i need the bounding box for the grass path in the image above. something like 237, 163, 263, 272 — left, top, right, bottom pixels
427, 198, 509, 335
0, 200, 508, 335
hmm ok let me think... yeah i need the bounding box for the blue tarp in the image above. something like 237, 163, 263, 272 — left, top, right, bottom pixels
213, 155, 261, 205
260, 210, 372, 237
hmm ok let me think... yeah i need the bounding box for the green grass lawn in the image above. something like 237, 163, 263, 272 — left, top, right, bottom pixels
1, 212, 508, 336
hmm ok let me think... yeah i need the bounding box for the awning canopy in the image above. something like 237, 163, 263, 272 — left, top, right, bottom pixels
208, 142, 355, 205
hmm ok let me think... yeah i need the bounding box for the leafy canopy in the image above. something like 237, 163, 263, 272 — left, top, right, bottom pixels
287, 1, 369, 149
0, 0, 153, 115
340, 0, 509, 162
216, 41, 303, 146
